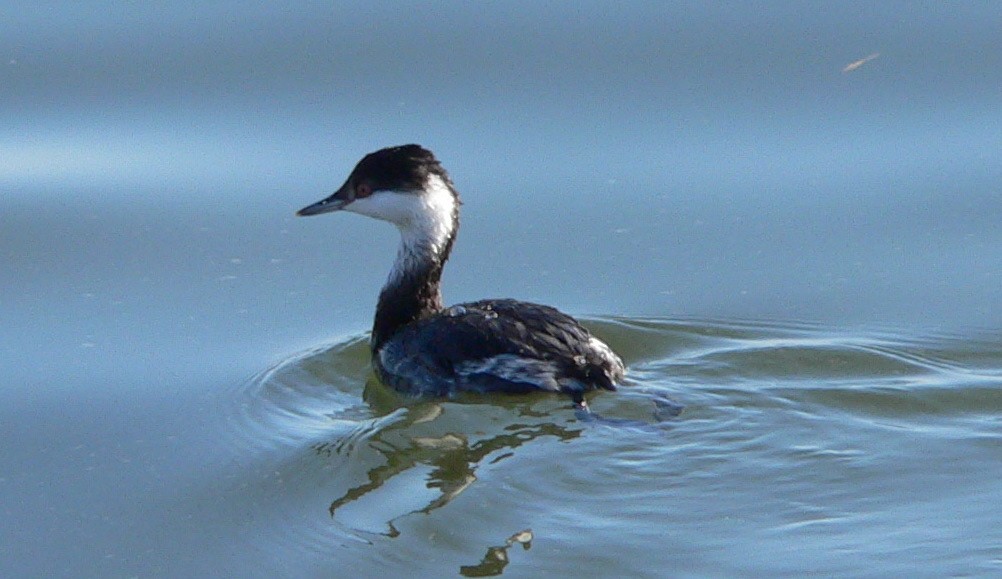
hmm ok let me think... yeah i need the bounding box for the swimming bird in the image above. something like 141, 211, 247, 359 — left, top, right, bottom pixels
297, 145, 624, 409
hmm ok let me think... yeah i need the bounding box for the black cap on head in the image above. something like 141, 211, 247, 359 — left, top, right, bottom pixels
349, 144, 450, 192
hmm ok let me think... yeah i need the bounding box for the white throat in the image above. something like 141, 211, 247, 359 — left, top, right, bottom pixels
398, 174, 456, 259
347, 174, 457, 282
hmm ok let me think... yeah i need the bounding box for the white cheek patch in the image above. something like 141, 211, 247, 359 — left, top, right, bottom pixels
346, 176, 455, 246
345, 191, 416, 225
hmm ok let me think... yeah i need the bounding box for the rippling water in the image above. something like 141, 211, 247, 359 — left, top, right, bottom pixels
209, 318, 1002, 576
4, 2, 1002, 577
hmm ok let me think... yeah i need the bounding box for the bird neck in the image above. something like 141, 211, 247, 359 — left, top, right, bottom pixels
371, 197, 458, 350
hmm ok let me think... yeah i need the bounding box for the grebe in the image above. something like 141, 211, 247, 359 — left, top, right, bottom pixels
297, 145, 624, 409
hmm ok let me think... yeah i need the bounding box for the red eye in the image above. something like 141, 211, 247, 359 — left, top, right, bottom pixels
356, 183, 372, 198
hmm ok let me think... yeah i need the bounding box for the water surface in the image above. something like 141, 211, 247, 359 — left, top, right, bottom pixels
3, 2, 1002, 577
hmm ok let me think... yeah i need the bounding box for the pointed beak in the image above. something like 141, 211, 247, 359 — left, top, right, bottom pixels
296, 182, 352, 216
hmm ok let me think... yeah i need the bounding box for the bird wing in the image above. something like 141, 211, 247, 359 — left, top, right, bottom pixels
376, 299, 622, 396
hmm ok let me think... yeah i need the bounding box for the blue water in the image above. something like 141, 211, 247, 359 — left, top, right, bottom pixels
3, 3, 1002, 576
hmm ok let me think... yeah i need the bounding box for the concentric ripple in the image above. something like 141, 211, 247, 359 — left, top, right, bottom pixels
209, 317, 1002, 575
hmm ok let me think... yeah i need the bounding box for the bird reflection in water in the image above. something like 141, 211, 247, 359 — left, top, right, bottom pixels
311, 381, 585, 540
